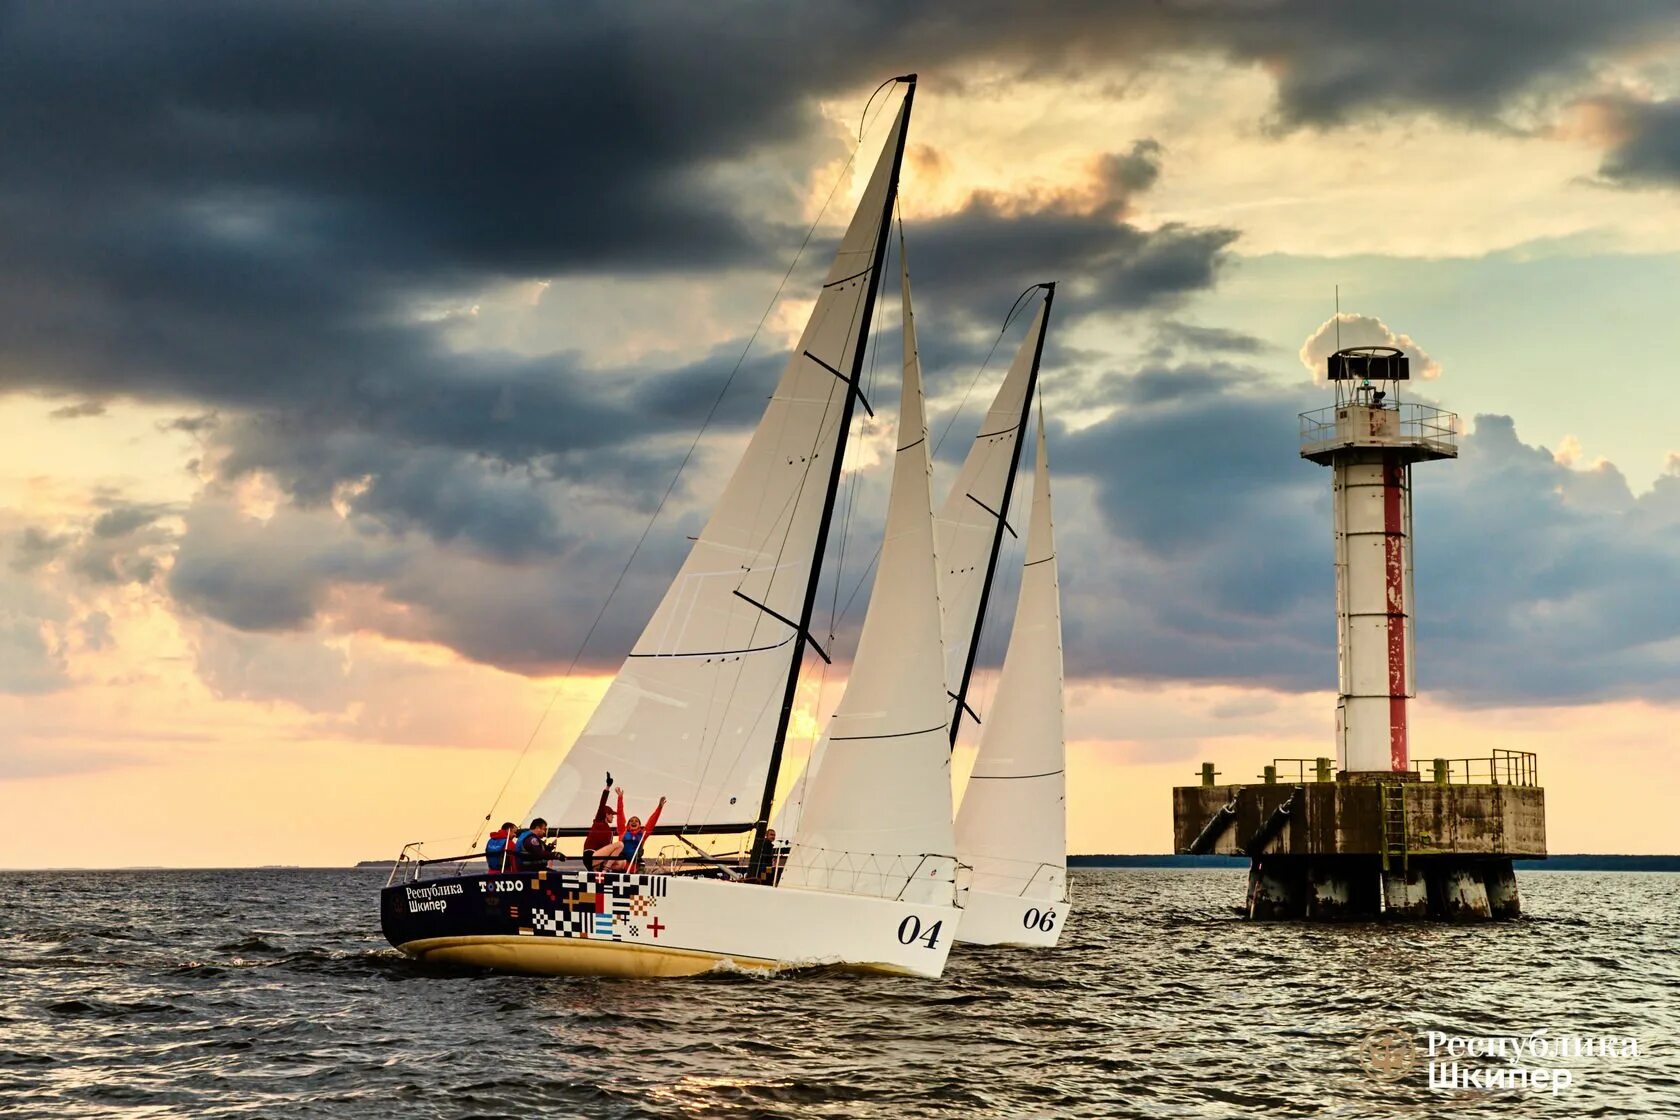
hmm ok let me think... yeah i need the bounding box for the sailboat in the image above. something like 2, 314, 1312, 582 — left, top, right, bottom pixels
380, 76, 964, 978
937, 291, 1071, 948
950, 410, 1069, 946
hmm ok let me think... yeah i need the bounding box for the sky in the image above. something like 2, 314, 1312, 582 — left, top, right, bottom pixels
3, 1, 1679, 866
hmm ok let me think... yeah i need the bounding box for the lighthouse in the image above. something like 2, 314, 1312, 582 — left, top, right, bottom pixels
1299, 346, 1456, 776
1171, 337, 1547, 920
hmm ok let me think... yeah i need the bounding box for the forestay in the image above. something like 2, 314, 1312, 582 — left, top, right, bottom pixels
527, 105, 911, 834
780, 245, 957, 906
775, 292, 1048, 838
936, 303, 1047, 733
953, 415, 1067, 902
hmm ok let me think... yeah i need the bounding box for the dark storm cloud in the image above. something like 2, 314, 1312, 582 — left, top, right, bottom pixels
158, 413, 220, 435
903, 139, 1237, 331
912, 204, 1237, 331
1182, 1, 1677, 129
1048, 364, 1680, 706
8, 0, 1663, 408
72, 502, 177, 587
9, 527, 71, 573
1595, 97, 1680, 188
0, 0, 1251, 629
167, 504, 403, 632
1153, 321, 1270, 356
91, 503, 172, 540
47, 400, 106, 420
165, 496, 689, 674
6, 0, 1677, 696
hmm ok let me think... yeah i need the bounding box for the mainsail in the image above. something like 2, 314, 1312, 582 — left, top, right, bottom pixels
526, 97, 913, 836
780, 241, 957, 906
953, 412, 1067, 903
936, 290, 1053, 743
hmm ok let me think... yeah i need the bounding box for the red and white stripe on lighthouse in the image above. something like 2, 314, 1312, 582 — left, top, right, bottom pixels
1331, 449, 1415, 772
1306, 346, 1456, 775
1381, 457, 1409, 771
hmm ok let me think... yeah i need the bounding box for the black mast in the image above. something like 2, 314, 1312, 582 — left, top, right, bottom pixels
948, 281, 1055, 747
750, 75, 917, 867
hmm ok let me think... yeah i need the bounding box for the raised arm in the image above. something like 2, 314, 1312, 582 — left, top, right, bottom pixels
614, 788, 626, 836
643, 796, 667, 835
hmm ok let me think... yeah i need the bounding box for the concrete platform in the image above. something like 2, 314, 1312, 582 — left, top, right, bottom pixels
1173, 781, 1547, 859
1173, 778, 1546, 921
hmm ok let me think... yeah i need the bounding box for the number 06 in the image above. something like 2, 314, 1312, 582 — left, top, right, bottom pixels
1022, 907, 1057, 932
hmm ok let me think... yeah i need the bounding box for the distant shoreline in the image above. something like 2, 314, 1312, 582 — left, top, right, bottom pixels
1068, 854, 1680, 872
5, 854, 1677, 872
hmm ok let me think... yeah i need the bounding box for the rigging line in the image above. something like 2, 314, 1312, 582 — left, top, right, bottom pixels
827, 283, 1046, 624
825, 198, 902, 641
688, 215, 880, 825
694, 279, 867, 820
752, 77, 915, 866
949, 281, 1053, 748
932, 283, 1043, 456
728, 92, 883, 593
858, 76, 907, 141
731, 123, 895, 603
826, 199, 901, 643
567, 96, 903, 831
827, 214, 892, 642
471, 110, 880, 848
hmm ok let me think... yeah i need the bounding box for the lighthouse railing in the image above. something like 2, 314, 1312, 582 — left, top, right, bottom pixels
1299, 401, 1460, 457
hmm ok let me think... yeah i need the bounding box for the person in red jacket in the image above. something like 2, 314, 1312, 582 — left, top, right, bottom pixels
581, 772, 614, 871
595, 788, 666, 872
484, 821, 519, 874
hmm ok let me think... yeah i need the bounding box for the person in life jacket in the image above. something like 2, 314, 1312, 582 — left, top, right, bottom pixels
581, 771, 615, 871
747, 828, 782, 884
514, 819, 557, 872
594, 789, 666, 872
484, 821, 518, 874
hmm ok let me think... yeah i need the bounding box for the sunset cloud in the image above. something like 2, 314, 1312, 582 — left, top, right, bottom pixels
1298, 312, 1443, 381
3, 4, 1680, 864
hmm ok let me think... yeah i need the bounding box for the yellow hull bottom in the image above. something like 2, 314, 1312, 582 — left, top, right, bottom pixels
398, 935, 918, 979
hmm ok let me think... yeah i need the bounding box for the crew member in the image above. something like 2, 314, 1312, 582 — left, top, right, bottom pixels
582, 771, 615, 871
594, 790, 666, 872
747, 828, 784, 884
484, 821, 518, 874
515, 818, 557, 871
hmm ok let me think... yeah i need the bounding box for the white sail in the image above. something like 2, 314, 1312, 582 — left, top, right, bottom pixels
774, 292, 1048, 838
936, 303, 1047, 732
527, 104, 910, 834
954, 413, 1067, 904
780, 242, 957, 906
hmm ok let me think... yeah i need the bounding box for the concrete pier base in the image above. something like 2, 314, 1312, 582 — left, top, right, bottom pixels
1433, 865, 1493, 919
1175, 778, 1543, 922
1246, 859, 1302, 919
1485, 861, 1522, 920
1306, 864, 1353, 919
1239, 856, 1521, 920
1381, 867, 1430, 918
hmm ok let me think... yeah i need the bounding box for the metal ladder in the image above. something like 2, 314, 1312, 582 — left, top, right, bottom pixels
1379, 783, 1408, 872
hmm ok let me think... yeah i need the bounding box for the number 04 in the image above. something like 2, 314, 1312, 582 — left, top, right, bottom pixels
897, 915, 944, 949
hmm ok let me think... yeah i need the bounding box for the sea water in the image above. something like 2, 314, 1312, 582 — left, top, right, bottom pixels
2, 869, 1675, 1118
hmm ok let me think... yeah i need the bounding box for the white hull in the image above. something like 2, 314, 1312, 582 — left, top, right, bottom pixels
392, 871, 959, 979
954, 886, 1068, 948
